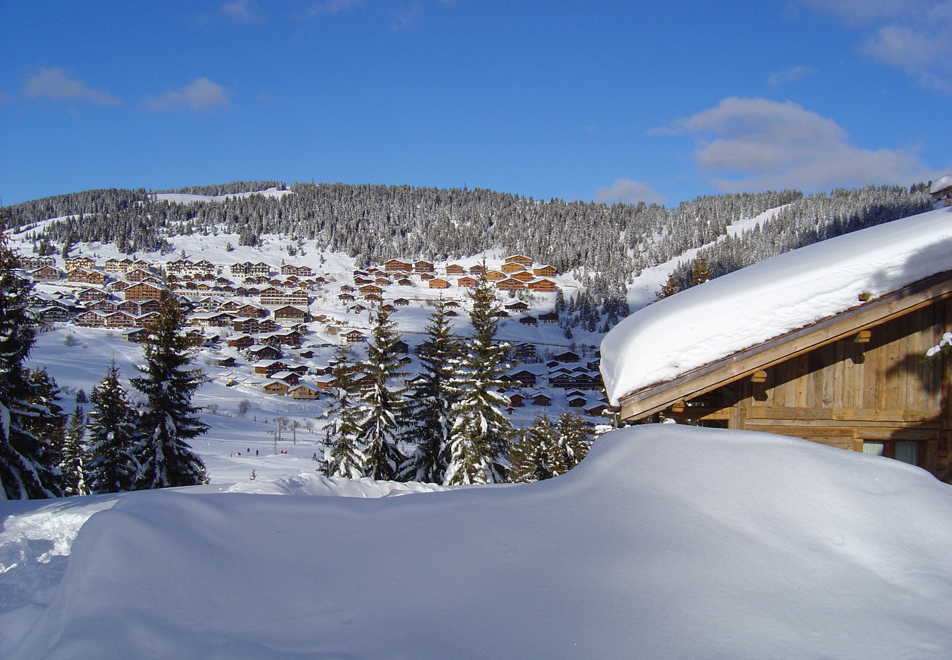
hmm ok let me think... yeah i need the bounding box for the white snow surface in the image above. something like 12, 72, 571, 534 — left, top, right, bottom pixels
154, 188, 293, 205
602, 206, 952, 405
2, 424, 952, 658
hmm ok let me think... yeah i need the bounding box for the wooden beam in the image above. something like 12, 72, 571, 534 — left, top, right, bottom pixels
751, 370, 767, 383
854, 330, 872, 343
618, 271, 952, 421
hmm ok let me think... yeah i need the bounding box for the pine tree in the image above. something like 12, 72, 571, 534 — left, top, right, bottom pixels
445, 275, 513, 485
553, 411, 592, 474
0, 227, 62, 499
510, 414, 559, 483
22, 367, 68, 493
355, 306, 406, 481
86, 361, 139, 493
654, 273, 682, 301
400, 299, 459, 483
690, 256, 712, 287
324, 343, 365, 478
130, 296, 209, 489
61, 405, 88, 496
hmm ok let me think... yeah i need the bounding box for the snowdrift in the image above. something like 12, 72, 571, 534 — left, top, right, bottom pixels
5, 425, 952, 659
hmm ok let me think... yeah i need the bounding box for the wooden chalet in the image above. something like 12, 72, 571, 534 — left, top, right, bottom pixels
413, 260, 434, 273
505, 255, 533, 269
615, 272, 952, 478
124, 282, 165, 302
496, 278, 525, 291
500, 262, 526, 275
290, 384, 320, 400
609, 209, 952, 479
343, 330, 366, 344
384, 259, 412, 273
533, 265, 557, 277
458, 277, 478, 288
428, 278, 451, 290
31, 265, 63, 281
931, 174, 952, 209
273, 305, 309, 324
263, 381, 290, 396
527, 279, 558, 293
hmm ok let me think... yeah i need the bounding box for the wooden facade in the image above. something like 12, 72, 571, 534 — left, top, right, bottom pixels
618, 273, 952, 479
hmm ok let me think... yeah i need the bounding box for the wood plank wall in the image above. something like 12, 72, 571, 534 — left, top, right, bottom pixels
696, 299, 951, 477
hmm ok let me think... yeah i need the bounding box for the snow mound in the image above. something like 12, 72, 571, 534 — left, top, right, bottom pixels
221, 472, 449, 497
602, 206, 952, 404
7, 425, 952, 659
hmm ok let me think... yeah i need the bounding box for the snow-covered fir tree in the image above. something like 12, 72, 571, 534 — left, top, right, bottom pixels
355, 306, 407, 481
20, 367, 67, 495
510, 414, 559, 483
130, 297, 209, 489
0, 226, 63, 499
86, 361, 139, 494
61, 405, 88, 497
510, 412, 592, 483
399, 298, 459, 483
324, 343, 365, 478
444, 275, 513, 485
553, 412, 592, 474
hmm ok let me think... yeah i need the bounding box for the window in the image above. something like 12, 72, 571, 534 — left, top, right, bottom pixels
862, 440, 919, 466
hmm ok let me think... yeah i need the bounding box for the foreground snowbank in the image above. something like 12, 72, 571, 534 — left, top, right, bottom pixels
4, 425, 952, 659
601, 206, 952, 404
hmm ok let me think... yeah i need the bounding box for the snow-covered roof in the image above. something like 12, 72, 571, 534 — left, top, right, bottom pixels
930, 173, 952, 194
601, 206, 952, 405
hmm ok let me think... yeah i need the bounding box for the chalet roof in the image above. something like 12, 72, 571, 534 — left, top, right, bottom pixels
601, 206, 952, 408
930, 174, 952, 194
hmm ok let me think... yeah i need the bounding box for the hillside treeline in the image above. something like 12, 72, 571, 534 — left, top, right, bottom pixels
6, 181, 932, 307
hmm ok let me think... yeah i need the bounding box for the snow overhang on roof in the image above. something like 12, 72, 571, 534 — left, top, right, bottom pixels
600, 206, 952, 407
930, 174, 952, 194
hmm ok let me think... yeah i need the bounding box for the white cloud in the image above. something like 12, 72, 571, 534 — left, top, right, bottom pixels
146, 78, 230, 112
22, 67, 120, 106
658, 97, 934, 192
594, 178, 667, 205
307, 0, 365, 16
767, 66, 814, 86
800, 0, 952, 89
221, 0, 256, 21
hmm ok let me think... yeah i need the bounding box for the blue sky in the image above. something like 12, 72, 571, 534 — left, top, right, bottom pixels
2, 0, 950, 207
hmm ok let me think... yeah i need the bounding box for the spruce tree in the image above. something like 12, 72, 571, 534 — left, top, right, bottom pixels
445, 275, 513, 485
400, 298, 459, 483
86, 361, 139, 493
0, 228, 62, 499
61, 405, 88, 496
355, 306, 406, 481
510, 414, 559, 483
553, 411, 592, 475
22, 367, 67, 492
130, 296, 209, 489
324, 343, 365, 478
